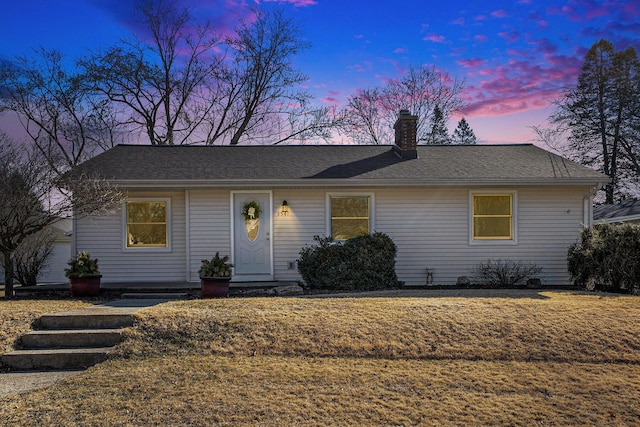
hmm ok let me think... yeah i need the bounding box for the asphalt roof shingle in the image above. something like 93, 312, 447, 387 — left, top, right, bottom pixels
74, 144, 607, 185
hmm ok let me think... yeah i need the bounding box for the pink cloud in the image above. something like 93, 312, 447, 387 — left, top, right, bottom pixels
451, 17, 465, 25
263, 0, 318, 6
461, 55, 582, 117
321, 96, 339, 104
348, 61, 373, 73
498, 29, 520, 43
491, 9, 508, 18
475, 34, 488, 43
393, 47, 407, 54
423, 33, 445, 43
457, 58, 484, 68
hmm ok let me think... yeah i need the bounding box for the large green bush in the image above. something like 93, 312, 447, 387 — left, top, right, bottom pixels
297, 232, 400, 291
567, 223, 640, 294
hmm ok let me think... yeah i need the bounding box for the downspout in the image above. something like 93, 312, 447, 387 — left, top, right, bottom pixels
583, 184, 602, 227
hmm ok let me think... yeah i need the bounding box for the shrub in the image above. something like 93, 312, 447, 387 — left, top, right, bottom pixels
471, 259, 542, 288
567, 223, 640, 294
13, 229, 56, 287
297, 232, 400, 291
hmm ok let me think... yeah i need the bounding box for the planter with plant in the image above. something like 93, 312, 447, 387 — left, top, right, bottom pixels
199, 252, 234, 298
65, 251, 102, 297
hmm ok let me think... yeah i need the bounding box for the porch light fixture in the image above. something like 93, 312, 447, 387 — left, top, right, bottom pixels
281, 200, 289, 214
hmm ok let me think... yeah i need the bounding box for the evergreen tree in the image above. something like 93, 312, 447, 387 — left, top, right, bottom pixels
550, 39, 640, 203
451, 118, 477, 144
425, 106, 451, 144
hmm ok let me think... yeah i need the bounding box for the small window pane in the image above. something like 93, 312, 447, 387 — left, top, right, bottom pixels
474, 195, 511, 215
332, 219, 369, 240
472, 194, 513, 240
473, 218, 511, 239
126, 201, 168, 248
331, 196, 370, 240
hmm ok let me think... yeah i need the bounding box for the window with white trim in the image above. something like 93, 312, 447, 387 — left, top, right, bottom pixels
124, 199, 170, 249
329, 194, 372, 240
471, 193, 514, 241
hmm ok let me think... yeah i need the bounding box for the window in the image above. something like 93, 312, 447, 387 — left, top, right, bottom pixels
125, 199, 170, 249
329, 195, 371, 240
472, 193, 514, 241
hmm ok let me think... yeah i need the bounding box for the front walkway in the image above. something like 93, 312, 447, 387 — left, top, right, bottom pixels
0, 298, 172, 398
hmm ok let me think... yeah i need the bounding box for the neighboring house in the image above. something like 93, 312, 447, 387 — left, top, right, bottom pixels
593, 200, 640, 225
0, 219, 72, 284
70, 112, 607, 286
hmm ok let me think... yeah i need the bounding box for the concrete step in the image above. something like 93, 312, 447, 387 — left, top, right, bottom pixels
120, 292, 188, 299
39, 313, 134, 330
20, 329, 124, 349
1, 347, 112, 370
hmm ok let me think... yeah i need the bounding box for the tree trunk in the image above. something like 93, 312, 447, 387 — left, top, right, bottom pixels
2, 249, 14, 299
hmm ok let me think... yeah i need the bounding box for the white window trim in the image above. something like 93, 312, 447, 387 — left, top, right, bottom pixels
469, 190, 518, 246
122, 197, 172, 252
326, 192, 375, 240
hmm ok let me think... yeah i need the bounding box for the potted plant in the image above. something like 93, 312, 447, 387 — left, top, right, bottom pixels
65, 251, 102, 297
199, 252, 234, 298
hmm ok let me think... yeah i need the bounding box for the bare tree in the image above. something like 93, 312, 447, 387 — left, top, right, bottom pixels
83, 3, 337, 145
82, 0, 223, 145
342, 64, 465, 144
0, 134, 121, 299
0, 49, 125, 174
536, 40, 640, 203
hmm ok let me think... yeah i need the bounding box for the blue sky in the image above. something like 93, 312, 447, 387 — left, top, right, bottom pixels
1, 0, 639, 144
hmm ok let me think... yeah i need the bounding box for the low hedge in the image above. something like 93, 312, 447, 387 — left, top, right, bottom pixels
297, 232, 400, 291
567, 223, 640, 294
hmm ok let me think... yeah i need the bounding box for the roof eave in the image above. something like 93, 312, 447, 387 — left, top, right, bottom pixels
106, 177, 607, 189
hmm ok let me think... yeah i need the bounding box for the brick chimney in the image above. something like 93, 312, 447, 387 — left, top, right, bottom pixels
393, 109, 418, 159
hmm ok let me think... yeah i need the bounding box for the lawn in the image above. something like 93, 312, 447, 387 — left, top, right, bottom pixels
1, 291, 639, 426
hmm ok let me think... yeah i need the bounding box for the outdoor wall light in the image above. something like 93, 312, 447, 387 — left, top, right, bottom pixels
281, 200, 289, 214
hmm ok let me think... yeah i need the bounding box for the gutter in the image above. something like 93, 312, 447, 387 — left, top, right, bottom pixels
104, 177, 607, 189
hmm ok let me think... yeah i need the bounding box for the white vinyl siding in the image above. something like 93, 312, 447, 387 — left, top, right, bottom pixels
73, 185, 592, 287
374, 187, 585, 286
272, 189, 327, 281
187, 190, 232, 282
74, 191, 187, 282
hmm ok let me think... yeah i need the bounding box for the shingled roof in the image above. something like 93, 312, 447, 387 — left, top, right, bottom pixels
74, 143, 607, 188
593, 199, 640, 223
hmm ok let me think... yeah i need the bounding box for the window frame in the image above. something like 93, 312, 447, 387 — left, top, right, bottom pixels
326, 193, 375, 241
122, 197, 172, 252
469, 191, 517, 245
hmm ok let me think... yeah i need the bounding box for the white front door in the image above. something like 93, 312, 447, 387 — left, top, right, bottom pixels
232, 192, 273, 281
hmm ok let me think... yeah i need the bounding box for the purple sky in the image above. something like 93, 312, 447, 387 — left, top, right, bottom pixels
1, 0, 639, 145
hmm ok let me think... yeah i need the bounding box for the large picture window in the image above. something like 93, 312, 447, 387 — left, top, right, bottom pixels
472, 193, 514, 241
125, 199, 170, 248
329, 195, 371, 240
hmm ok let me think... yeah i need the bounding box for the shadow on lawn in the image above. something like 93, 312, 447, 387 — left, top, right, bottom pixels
300, 288, 624, 299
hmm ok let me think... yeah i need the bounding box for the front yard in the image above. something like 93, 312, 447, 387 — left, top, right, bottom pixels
1, 291, 639, 425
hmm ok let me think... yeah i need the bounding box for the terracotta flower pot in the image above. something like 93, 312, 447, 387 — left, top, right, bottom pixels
69, 275, 102, 297
200, 277, 230, 298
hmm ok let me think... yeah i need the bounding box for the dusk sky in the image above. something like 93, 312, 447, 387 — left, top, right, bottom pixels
1, 0, 639, 145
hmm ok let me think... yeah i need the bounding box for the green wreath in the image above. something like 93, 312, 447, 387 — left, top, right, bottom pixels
241, 200, 262, 220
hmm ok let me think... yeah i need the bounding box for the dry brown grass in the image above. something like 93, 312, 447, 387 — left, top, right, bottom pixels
117, 291, 640, 364
1, 291, 639, 426
0, 299, 96, 356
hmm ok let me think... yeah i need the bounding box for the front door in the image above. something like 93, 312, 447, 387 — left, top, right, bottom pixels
232, 192, 273, 281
